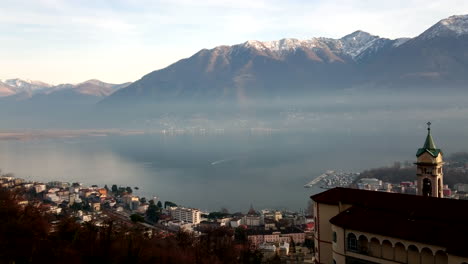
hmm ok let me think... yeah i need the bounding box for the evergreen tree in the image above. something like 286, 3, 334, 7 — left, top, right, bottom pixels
130, 214, 144, 223
164, 201, 177, 209
146, 200, 160, 223
125, 186, 133, 194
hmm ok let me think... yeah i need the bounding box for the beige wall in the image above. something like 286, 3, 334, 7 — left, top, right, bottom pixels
331, 225, 346, 264
316, 199, 467, 264
314, 202, 340, 264
417, 152, 444, 197
418, 152, 443, 164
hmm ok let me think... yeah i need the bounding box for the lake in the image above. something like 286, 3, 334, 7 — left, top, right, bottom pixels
2, 97, 468, 212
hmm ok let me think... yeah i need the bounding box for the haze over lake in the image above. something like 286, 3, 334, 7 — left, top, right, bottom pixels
3, 97, 468, 212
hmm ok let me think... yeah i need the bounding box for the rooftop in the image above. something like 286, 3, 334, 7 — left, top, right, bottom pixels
312, 187, 468, 257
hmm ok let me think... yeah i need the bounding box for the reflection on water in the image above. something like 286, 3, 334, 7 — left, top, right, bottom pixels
1, 125, 468, 212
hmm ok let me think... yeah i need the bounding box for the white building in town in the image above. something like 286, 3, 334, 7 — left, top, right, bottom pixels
169, 207, 201, 224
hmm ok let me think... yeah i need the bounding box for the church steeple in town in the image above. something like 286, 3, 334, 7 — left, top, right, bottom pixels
416, 122, 440, 157
415, 122, 444, 197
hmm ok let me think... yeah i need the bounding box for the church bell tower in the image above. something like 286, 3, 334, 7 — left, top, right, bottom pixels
415, 122, 444, 198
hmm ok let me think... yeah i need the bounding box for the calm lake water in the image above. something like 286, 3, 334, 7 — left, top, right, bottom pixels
2, 105, 468, 212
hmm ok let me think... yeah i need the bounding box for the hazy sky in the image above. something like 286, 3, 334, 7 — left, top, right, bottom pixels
1, 0, 468, 84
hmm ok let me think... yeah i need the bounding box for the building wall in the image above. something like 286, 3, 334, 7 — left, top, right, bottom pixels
170, 207, 201, 224
314, 202, 341, 264
331, 225, 346, 264
330, 226, 461, 264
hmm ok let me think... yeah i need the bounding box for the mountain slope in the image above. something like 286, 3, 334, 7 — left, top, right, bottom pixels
103, 32, 379, 104
101, 14, 468, 107
0, 83, 16, 97
0, 79, 132, 128
359, 15, 468, 88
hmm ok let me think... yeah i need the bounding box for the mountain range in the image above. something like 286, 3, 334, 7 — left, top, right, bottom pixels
2, 14, 468, 109
102, 14, 468, 106
0, 79, 130, 102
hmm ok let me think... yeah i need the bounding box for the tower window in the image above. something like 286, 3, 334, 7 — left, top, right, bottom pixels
423, 178, 432, 197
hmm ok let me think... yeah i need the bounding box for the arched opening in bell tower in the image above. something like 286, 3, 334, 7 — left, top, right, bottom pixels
422, 178, 432, 197
438, 178, 442, 197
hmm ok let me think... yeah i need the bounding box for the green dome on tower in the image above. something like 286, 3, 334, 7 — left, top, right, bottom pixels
416, 122, 442, 157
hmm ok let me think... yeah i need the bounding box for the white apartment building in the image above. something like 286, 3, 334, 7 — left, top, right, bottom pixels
169, 207, 201, 224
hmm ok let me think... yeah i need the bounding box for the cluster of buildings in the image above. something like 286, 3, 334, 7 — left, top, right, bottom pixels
195, 206, 314, 262
355, 177, 455, 197
0, 174, 313, 262
0, 177, 119, 223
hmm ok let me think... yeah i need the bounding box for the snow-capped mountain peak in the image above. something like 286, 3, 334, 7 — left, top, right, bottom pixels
340, 30, 376, 43
238, 30, 384, 60
1, 78, 51, 90
339, 30, 380, 58
242, 38, 319, 52
419, 14, 468, 39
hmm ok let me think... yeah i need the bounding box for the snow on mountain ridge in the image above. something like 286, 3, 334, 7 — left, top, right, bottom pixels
440, 15, 468, 35
419, 15, 468, 40
239, 31, 384, 60
243, 38, 320, 52
1, 78, 52, 90
339, 30, 379, 57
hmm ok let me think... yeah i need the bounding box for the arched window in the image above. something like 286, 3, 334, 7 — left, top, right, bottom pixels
332, 232, 337, 243
347, 233, 357, 251
421, 247, 434, 264
382, 240, 393, 260
408, 245, 420, 264
358, 235, 368, 254
394, 242, 406, 263
423, 178, 432, 196
369, 238, 381, 258
438, 178, 442, 197
435, 250, 448, 264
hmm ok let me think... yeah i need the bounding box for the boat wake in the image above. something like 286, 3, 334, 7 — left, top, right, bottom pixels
211, 158, 237, 165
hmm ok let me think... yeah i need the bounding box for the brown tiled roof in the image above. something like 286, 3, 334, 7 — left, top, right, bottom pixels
311, 187, 468, 222
312, 188, 468, 257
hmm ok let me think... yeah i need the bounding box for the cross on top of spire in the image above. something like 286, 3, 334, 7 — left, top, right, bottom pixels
416, 122, 441, 157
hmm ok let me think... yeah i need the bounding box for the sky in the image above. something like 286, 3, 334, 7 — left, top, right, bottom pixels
1, 0, 468, 84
